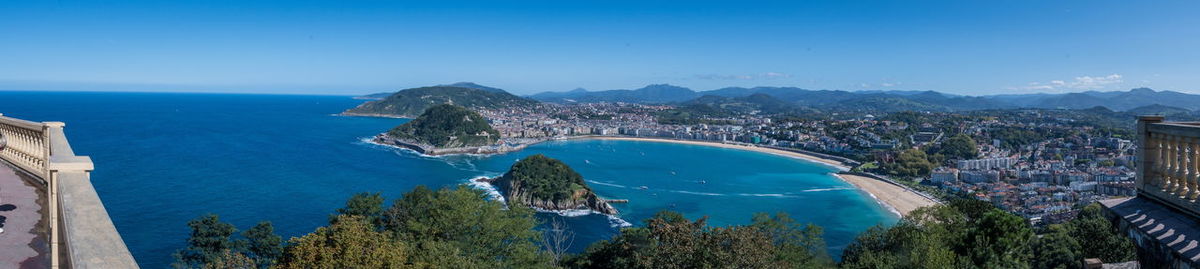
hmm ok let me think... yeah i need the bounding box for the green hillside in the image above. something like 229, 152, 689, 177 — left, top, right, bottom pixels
386, 104, 500, 148
345, 85, 539, 117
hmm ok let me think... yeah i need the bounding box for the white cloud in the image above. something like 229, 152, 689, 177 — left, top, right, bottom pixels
1016, 74, 1123, 92
761, 72, 791, 79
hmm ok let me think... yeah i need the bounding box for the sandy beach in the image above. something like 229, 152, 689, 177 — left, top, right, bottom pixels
835, 173, 938, 216
579, 136, 938, 216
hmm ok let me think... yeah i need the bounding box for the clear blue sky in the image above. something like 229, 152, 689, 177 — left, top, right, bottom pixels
2, 0, 1197, 95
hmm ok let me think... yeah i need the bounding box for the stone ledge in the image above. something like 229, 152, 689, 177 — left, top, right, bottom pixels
1101, 197, 1200, 268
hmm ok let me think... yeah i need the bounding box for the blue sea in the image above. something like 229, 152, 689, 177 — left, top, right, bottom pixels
0, 91, 898, 268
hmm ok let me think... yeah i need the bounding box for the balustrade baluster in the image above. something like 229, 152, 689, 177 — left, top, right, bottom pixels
1158, 133, 1171, 191
1180, 136, 1190, 196
1149, 133, 1161, 188
1190, 138, 1200, 200
1176, 135, 1185, 194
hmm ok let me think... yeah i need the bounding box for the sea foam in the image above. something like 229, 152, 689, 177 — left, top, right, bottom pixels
464, 175, 633, 228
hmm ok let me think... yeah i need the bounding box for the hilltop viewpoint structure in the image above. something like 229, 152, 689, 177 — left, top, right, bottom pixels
0, 114, 137, 268
1101, 116, 1200, 268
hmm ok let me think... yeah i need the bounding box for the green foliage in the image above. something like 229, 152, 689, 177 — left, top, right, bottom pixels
840, 201, 1034, 269
1033, 225, 1080, 269
964, 209, 1034, 268
172, 214, 286, 269
173, 214, 243, 268
750, 212, 834, 268
241, 222, 282, 268
931, 134, 979, 161
565, 211, 832, 268
883, 149, 934, 178
387, 104, 500, 147
331, 192, 384, 226
988, 127, 1052, 150
381, 185, 553, 268
276, 215, 412, 269
1068, 204, 1136, 262
655, 106, 737, 125
503, 154, 588, 201
345, 85, 538, 117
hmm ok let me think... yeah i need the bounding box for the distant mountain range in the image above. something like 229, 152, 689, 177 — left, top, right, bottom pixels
528, 85, 1200, 113
349, 82, 1200, 118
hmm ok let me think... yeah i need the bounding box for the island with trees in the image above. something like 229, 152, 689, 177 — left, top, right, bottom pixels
374, 104, 523, 155
480, 154, 619, 215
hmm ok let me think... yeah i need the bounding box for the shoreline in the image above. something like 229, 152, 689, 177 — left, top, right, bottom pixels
559, 136, 937, 217
833, 173, 938, 217
574, 136, 851, 170
361, 122, 937, 217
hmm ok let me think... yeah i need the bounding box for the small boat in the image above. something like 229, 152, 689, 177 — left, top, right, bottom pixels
638, 186, 649, 190
698, 180, 707, 184
670, 171, 677, 175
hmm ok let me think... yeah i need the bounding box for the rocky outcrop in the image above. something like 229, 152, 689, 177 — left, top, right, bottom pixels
485, 173, 619, 215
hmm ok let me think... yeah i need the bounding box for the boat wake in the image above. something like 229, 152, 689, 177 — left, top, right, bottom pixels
798, 187, 855, 192
586, 180, 628, 189
669, 190, 725, 196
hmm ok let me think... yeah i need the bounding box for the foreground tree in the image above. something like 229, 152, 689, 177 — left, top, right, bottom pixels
840, 200, 1033, 269
1069, 204, 1136, 262
242, 221, 283, 268
381, 185, 552, 268
565, 211, 832, 268
172, 214, 242, 268
331, 192, 385, 226
1033, 225, 1081, 269
276, 215, 412, 269
172, 215, 284, 269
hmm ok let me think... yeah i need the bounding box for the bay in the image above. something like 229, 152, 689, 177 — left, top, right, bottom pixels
0, 91, 897, 268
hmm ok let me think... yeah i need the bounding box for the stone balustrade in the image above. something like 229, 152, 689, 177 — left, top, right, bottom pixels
0, 113, 138, 269
1137, 116, 1200, 218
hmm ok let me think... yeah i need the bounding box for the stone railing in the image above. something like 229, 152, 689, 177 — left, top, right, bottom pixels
0, 114, 138, 269
1136, 115, 1200, 219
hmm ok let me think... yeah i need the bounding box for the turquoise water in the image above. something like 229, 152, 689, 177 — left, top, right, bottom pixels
0, 91, 897, 268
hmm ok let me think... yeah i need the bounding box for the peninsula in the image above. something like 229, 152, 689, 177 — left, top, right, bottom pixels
343, 83, 538, 118
478, 154, 619, 215
374, 104, 524, 155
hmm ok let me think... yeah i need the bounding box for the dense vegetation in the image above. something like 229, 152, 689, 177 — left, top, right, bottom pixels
839, 199, 1135, 269
174, 188, 1135, 269
566, 211, 834, 268
386, 104, 500, 148
502, 154, 588, 201
344, 85, 538, 117
174, 186, 548, 268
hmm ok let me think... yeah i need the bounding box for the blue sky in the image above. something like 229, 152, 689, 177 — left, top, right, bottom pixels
1, 0, 1198, 95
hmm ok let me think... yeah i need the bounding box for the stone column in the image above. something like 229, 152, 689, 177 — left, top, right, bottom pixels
1138, 115, 1165, 195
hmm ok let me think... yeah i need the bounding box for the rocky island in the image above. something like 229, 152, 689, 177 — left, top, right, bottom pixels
374, 104, 528, 155
479, 154, 619, 215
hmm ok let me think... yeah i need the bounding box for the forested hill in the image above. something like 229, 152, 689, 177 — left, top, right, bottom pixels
493, 154, 617, 214
385, 104, 500, 148
344, 85, 538, 117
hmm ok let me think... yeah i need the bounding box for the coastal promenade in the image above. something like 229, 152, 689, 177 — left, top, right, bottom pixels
0, 162, 47, 268
0, 114, 137, 268
578, 136, 940, 217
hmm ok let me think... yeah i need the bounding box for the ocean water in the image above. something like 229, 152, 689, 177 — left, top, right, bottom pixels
0, 91, 898, 268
